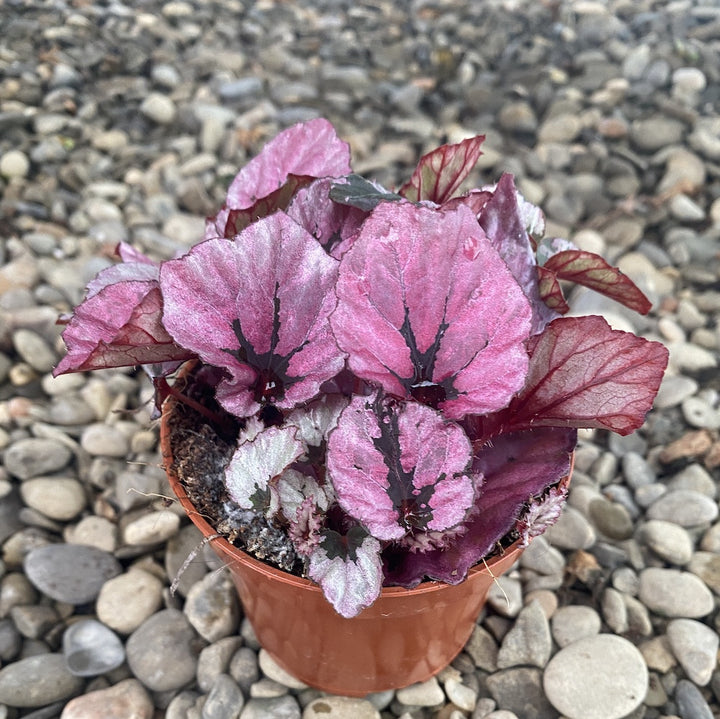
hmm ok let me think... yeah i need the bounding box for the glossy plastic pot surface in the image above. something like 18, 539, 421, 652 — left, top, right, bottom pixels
161, 397, 572, 696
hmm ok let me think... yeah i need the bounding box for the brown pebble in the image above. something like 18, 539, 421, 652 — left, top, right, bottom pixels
660, 430, 714, 463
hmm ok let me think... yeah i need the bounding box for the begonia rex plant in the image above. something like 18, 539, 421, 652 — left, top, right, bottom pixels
55, 119, 668, 617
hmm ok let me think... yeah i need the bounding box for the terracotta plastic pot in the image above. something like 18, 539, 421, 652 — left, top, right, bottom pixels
161, 396, 573, 696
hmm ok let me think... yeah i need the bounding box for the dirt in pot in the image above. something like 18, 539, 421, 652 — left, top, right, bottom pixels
165, 368, 302, 575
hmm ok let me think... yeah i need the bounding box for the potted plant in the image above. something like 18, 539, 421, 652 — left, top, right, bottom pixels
54, 119, 668, 695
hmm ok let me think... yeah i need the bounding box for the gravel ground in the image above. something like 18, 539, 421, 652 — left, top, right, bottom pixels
1, 0, 720, 717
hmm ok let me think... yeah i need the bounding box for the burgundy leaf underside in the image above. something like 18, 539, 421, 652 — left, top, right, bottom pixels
503, 315, 669, 435
220, 175, 316, 238
477, 173, 556, 334
160, 212, 345, 418
398, 135, 485, 204
537, 265, 570, 314
543, 250, 652, 315
383, 427, 576, 587
332, 202, 532, 419
54, 282, 193, 375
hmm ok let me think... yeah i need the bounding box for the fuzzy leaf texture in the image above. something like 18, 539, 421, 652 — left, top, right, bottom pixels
504, 315, 669, 434
224, 426, 304, 513
327, 395, 477, 542
383, 427, 576, 587
54, 282, 193, 375
543, 249, 652, 314
160, 212, 346, 418
398, 135, 485, 204
308, 527, 384, 618
332, 202, 532, 418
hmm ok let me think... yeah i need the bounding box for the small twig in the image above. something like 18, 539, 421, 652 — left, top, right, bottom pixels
170, 534, 222, 595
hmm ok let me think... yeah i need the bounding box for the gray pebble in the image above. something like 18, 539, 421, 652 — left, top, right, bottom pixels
638, 568, 714, 618
140, 93, 177, 124
230, 646, 260, 693
669, 463, 717, 497
637, 520, 694, 565
465, 624, 499, 672
126, 609, 199, 692
184, 569, 240, 643
0, 150, 30, 178
80, 423, 131, 457
197, 637, 243, 692
12, 329, 56, 373
0, 653, 84, 707
654, 375, 699, 408
486, 577, 523, 617
23, 543, 121, 604
396, 676, 444, 706
667, 618, 718, 686
589, 498, 634, 540
497, 601, 551, 669
304, 696, 381, 718
486, 667, 555, 719
20, 477, 86, 522
675, 679, 713, 719
4, 438, 73, 480
621, 452, 655, 488
544, 505, 596, 550
238, 696, 300, 719
688, 551, 720, 594
202, 674, 244, 719
62, 619, 125, 676
257, 649, 307, 691
543, 635, 647, 719
551, 605, 601, 648
647, 489, 718, 527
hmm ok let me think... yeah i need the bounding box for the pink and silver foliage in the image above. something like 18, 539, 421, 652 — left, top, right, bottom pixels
54, 119, 669, 617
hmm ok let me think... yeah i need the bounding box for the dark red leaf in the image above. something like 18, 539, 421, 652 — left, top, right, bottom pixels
219, 175, 316, 238
54, 283, 193, 375
505, 315, 669, 435
543, 250, 652, 315
398, 135, 485, 204
537, 265, 570, 314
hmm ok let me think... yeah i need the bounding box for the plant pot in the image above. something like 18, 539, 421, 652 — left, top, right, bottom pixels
160, 394, 573, 696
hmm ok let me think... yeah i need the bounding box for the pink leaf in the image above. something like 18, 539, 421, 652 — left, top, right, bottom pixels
477, 174, 556, 333
506, 315, 669, 434
398, 135, 485, 204
383, 427, 576, 587
160, 212, 346, 418
54, 282, 193, 375
332, 202, 532, 418
542, 250, 652, 314
327, 395, 477, 542
224, 119, 351, 211
86, 243, 159, 298
308, 527, 383, 617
